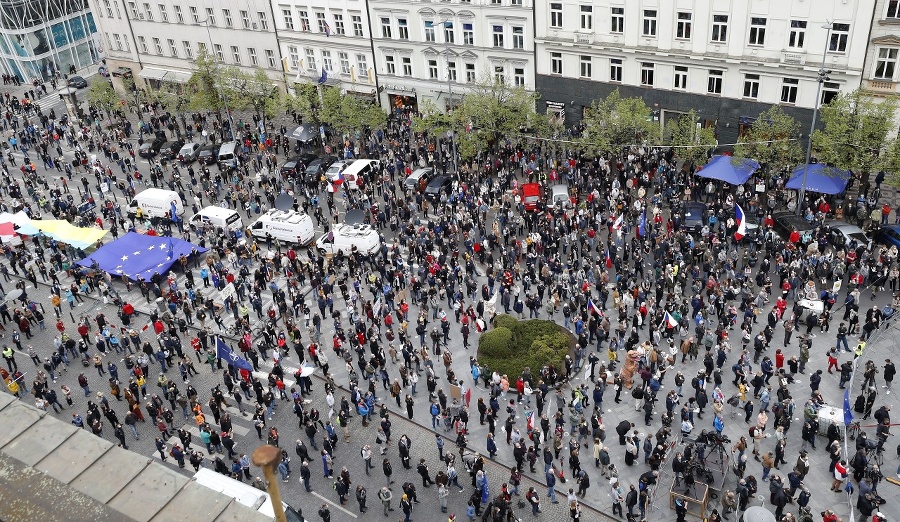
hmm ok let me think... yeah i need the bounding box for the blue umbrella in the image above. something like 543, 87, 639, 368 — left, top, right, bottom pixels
695, 155, 759, 185
785, 164, 851, 195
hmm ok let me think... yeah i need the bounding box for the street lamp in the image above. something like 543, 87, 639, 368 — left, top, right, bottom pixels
439, 18, 458, 176
196, 18, 236, 140
797, 22, 833, 215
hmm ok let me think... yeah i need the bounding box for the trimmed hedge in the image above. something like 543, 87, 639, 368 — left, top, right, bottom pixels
477, 314, 573, 380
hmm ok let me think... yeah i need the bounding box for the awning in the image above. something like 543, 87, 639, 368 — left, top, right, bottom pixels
139, 67, 192, 84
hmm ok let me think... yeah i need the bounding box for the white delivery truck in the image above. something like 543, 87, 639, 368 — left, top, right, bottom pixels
192, 468, 304, 521
189, 206, 244, 233
250, 209, 316, 245
338, 159, 380, 189
315, 223, 381, 256
127, 188, 184, 219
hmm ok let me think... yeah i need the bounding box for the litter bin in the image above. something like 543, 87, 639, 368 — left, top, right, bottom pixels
155, 297, 166, 314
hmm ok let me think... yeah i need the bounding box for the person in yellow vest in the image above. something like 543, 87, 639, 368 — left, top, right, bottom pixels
2, 345, 16, 372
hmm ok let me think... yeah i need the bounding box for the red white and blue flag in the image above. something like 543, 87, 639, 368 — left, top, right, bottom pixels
605, 248, 612, 269
588, 299, 603, 317
612, 214, 623, 230
734, 204, 747, 240
526, 410, 535, 433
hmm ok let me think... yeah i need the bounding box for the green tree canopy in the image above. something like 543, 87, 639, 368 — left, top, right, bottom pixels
453, 75, 539, 158
812, 89, 897, 176
578, 89, 658, 157
733, 106, 804, 176
219, 67, 283, 128
662, 110, 717, 168
186, 47, 225, 113
286, 83, 323, 127
319, 85, 386, 137
85, 80, 120, 123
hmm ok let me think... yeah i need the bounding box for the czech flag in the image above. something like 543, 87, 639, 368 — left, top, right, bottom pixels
333, 172, 345, 186
588, 298, 603, 317
526, 410, 535, 433
605, 248, 612, 269
734, 204, 747, 241
612, 214, 624, 230
663, 311, 678, 328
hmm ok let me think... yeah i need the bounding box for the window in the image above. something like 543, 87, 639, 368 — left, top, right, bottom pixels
402, 57, 412, 76
494, 66, 505, 84
512, 26, 524, 49
103, 0, 113, 17
174, 5, 183, 23
352, 15, 363, 37
333, 14, 345, 35
152, 37, 163, 54
493, 25, 504, 48
248, 48, 259, 66
428, 59, 438, 79
384, 55, 397, 74
674, 66, 687, 89
257, 12, 268, 30
466, 63, 476, 82
514, 67, 525, 87
380, 17, 392, 38
168, 38, 177, 57
356, 54, 368, 78
231, 46, 241, 64
640, 62, 654, 85
424, 21, 435, 42
781, 78, 799, 103
316, 12, 326, 33
282, 9, 294, 31
789, 20, 806, 48
143, 3, 153, 21
676, 12, 692, 39
182, 40, 192, 58
128, 1, 138, 18
743, 74, 760, 98
463, 23, 474, 45
267, 49, 276, 69
305, 48, 316, 70
398, 18, 408, 40
611, 7, 624, 33
610, 58, 622, 81
711, 14, 727, 42
444, 22, 454, 44
198, 42, 206, 53
322, 50, 332, 71
642, 10, 657, 37
138, 36, 147, 53
707, 70, 722, 94
299, 11, 309, 31
830, 23, 849, 53
113, 33, 122, 49
551, 52, 563, 74
448, 60, 457, 81
189, 6, 198, 23
288, 46, 299, 68
241, 10, 250, 29
223, 9, 232, 28
511, 0, 522, 6
205, 7, 215, 25
580, 56, 591, 78
748, 18, 766, 46
158, 4, 167, 22
580, 5, 592, 30
821, 81, 840, 105
550, 3, 562, 28
339, 52, 350, 74
889, 0, 900, 18
875, 48, 899, 80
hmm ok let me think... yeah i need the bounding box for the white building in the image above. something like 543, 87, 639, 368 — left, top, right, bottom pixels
367, 0, 536, 113
860, 0, 900, 136
534, 0, 875, 145
89, 0, 285, 91
274, 1, 378, 101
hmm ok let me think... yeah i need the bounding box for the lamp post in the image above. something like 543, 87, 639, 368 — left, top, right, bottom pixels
439, 19, 458, 176
196, 18, 236, 140
797, 22, 833, 215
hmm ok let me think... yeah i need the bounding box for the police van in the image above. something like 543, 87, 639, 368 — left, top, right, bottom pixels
250, 209, 316, 245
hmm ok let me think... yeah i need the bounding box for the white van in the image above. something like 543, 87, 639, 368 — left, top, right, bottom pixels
189, 205, 243, 233
339, 159, 380, 189
127, 188, 184, 219
217, 141, 238, 169
191, 468, 303, 521
250, 209, 316, 245
315, 223, 381, 256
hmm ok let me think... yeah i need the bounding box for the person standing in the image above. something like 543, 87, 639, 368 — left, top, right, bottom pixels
378, 486, 393, 516
610, 479, 624, 518
383, 457, 394, 486
317, 504, 331, 522
361, 444, 374, 475
884, 359, 896, 393
355, 485, 367, 513
438, 484, 449, 513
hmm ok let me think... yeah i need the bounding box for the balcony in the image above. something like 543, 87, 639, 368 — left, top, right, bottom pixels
865, 79, 899, 93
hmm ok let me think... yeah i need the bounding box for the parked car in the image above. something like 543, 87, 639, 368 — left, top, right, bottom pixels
424, 175, 453, 202
876, 224, 900, 249
177, 142, 201, 163
67, 75, 88, 89
111, 67, 133, 78
682, 201, 708, 234
304, 155, 336, 179
771, 211, 817, 240
826, 222, 872, 250
280, 154, 317, 178
138, 132, 168, 158
405, 167, 434, 192
521, 183, 544, 212
325, 161, 350, 183
196, 144, 220, 165
159, 139, 186, 162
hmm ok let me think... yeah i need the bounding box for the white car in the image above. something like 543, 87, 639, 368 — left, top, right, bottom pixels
325, 161, 349, 183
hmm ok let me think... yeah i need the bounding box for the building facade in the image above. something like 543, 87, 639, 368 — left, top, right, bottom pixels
90, 0, 285, 91
534, 0, 875, 145
860, 0, 900, 135
0, 0, 102, 81
274, 1, 378, 101
367, 0, 535, 113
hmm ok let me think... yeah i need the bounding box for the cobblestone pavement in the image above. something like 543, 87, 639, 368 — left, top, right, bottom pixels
0, 75, 897, 522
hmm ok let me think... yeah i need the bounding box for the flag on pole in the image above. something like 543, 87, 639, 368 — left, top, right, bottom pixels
734, 204, 747, 241
638, 210, 646, 237
663, 311, 678, 328
317, 68, 328, 84
526, 410, 535, 433
612, 214, 623, 230
170, 201, 180, 223
605, 248, 612, 269
588, 299, 603, 317
216, 337, 254, 372
843, 387, 854, 426
323, 22, 331, 36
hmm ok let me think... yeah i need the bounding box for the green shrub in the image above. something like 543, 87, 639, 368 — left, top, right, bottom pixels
493, 314, 519, 332
477, 316, 573, 380
479, 327, 513, 358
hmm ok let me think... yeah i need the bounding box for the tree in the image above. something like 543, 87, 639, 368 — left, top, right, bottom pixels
85, 80, 120, 124
219, 67, 283, 129
411, 99, 456, 137
286, 83, 323, 126
454, 75, 539, 158
578, 89, 658, 157
319, 86, 386, 137
662, 110, 717, 168
186, 47, 225, 113
812, 89, 897, 177
734, 106, 804, 176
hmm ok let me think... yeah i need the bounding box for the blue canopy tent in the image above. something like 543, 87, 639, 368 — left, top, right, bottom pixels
76, 232, 207, 280
695, 155, 760, 185
785, 164, 851, 195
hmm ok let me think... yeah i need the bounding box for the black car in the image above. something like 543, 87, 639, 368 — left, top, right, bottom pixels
67, 75, 88, 89
196, 144, 220, 165
280, 154, 317, 178
138, 132, 168, 158
304, 155, 336, 179
159, 139, 186, 161
424, 175, 453, 202
771, 211, 816, 240
682, 201, 708, 234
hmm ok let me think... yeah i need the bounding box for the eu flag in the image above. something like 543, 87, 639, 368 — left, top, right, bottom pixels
216, 337, 254, 372
638, 210, 646, 237
843, 387, 854, 426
